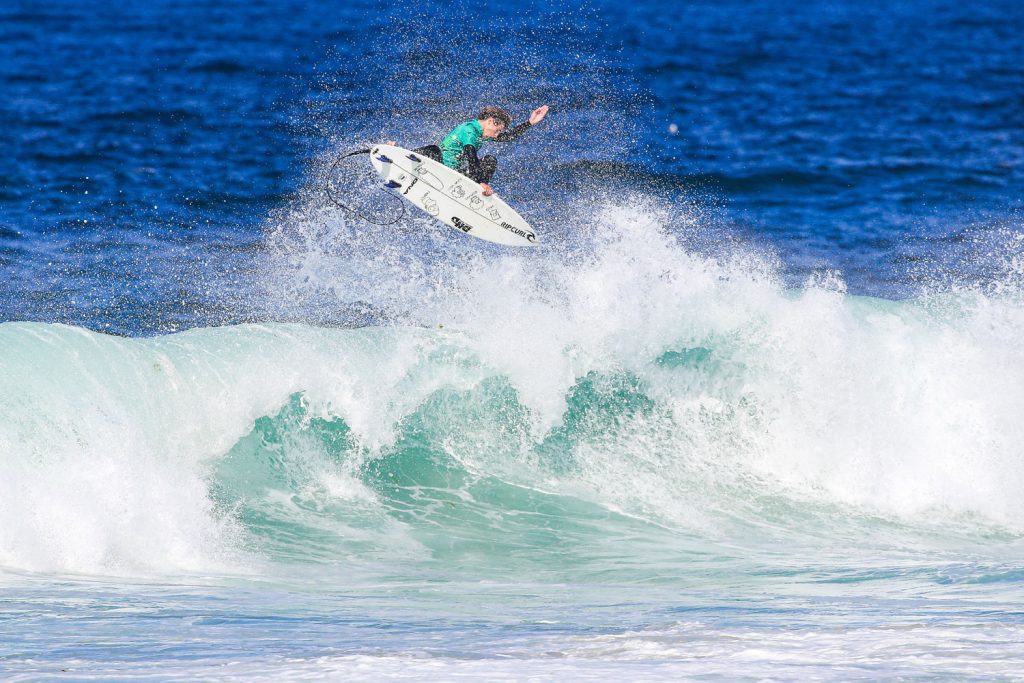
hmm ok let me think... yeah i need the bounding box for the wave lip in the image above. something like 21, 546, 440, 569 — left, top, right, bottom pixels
3, 209, 1024, 578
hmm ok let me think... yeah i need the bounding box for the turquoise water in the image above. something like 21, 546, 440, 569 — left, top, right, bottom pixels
4, 213, 1024, 677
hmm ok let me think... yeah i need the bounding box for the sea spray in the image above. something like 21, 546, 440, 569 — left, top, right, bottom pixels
3, 204, 1024, 579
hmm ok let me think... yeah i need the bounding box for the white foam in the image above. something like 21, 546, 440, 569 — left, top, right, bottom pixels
4, 198, 1024, 577
385, 202, 1024, 530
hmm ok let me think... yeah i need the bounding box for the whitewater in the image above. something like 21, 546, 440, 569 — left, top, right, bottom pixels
4, 200, 1024, 679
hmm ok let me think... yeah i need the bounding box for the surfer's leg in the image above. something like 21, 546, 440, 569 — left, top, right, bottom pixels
412, 145, 442, 163
464, 155, 497, 184
479, 155, 497, 183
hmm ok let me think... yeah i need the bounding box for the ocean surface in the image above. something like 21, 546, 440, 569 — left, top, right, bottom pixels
3, 0, 1024, 680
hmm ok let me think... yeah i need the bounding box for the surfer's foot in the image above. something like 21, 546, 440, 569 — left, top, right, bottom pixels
385, 140, 396, 146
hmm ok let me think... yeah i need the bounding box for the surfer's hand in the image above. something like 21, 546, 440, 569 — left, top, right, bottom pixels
529, 105, 549, 125
480, 182, 494, 196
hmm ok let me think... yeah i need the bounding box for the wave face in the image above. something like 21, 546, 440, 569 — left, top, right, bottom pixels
4, 208, 1024, 580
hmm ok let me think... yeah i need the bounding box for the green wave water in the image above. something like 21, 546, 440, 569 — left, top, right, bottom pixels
3, 289, 1022, 586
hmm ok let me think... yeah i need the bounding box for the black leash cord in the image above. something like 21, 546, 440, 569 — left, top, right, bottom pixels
325, 148, 406, 226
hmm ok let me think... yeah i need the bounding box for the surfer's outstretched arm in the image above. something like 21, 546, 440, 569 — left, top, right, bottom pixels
493, 121, 532, 143
494, 105, 549, 142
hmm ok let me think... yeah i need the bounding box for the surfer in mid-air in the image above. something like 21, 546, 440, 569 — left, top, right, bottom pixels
389, 104, 549, 197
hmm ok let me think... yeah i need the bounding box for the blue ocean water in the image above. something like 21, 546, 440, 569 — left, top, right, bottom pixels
3, 0, 1024, 680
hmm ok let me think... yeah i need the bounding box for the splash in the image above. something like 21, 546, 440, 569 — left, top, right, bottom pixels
3, 200, 1024, 578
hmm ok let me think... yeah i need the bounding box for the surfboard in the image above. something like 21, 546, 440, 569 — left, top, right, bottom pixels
368, 144, 539, 247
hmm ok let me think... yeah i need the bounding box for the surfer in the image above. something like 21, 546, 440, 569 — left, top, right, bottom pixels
390, 105, 549, 197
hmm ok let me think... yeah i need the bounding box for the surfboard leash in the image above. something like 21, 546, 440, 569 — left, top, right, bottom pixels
325, 148, 407, 226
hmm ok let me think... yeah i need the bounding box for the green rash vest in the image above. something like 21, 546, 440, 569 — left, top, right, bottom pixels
439, 118, 532, 170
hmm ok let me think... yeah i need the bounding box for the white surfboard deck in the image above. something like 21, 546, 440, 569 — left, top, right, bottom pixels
368, 144, 539, 247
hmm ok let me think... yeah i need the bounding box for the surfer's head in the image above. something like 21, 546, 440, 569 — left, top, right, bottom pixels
478, 106, 511, 138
